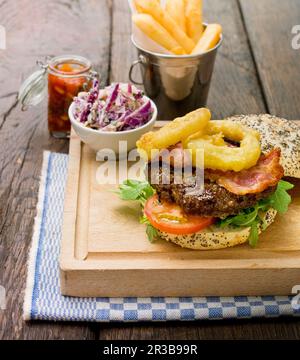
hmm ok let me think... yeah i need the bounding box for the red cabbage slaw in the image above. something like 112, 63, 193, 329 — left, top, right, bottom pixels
73, 80, 154, 132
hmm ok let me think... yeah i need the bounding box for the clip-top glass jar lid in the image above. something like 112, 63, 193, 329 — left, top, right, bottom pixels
18, 68, 48, 111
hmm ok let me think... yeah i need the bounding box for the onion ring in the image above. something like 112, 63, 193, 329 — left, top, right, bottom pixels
185, 120, 261, 172
137, 108, 211, 160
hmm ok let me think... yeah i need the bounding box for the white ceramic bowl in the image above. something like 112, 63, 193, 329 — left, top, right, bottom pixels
68, 98, 157, 154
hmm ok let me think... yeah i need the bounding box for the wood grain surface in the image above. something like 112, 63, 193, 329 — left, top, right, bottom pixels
0, 0, 300, 340
0, 0, 111, 340
203, 0, 267, 119
240, 0, 300, 119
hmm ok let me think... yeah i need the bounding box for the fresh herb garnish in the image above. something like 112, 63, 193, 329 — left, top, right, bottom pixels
248, 220, 259, 247
145, 223, 160, 243
118, 180, 158, 242
218, 180, 294, 247
139, 214, 160, 242
268, 180, 294, 213
117, 179, 155, 206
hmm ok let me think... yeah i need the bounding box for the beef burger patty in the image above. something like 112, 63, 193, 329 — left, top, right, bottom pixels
147, 164, 276, 218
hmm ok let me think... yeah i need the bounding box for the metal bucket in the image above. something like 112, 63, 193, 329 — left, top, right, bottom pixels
129, 32, 222, 120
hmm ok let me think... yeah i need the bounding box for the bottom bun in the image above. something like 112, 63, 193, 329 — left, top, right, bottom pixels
158, 208, 277, 250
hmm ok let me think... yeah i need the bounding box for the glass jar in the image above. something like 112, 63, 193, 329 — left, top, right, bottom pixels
18, 55, 97, 138
47, 55, 92, 138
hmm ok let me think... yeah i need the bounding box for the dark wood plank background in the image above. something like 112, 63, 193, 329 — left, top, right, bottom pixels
0, 0, 300, 340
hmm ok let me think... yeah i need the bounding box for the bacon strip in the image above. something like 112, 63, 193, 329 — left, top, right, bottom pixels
214, 148, 284, 195
159, 144, 284, 196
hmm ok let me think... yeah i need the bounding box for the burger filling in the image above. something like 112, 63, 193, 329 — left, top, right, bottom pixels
148, 163, 276, 218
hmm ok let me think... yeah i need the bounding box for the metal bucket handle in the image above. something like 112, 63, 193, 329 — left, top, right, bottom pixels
128, 55, 145, 85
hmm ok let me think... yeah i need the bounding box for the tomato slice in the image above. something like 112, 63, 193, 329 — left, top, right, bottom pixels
144, 195, 215, 235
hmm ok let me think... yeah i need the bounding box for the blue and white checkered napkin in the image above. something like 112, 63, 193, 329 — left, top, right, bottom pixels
23, 151, 300, 322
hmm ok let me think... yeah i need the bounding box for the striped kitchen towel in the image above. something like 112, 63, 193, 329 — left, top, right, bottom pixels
23, 151, 300, 322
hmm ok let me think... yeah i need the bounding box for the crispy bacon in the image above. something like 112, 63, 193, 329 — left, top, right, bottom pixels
214, 148, 284, 195
158, 144, 284, 196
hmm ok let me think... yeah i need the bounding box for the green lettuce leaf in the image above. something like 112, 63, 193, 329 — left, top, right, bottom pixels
218, 180, 294, 247
268, 180, 294, 213
117, 179, 155, 206
118, 180, 157, 242
248, 221, 259, 247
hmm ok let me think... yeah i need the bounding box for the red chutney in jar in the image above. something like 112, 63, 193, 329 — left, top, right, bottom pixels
48, 61, 89, 136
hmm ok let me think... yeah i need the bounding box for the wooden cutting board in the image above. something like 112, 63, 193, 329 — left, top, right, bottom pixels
60, 123, 300, 297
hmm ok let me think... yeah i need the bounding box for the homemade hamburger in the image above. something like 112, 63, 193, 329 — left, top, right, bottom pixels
119, 109, 298, 250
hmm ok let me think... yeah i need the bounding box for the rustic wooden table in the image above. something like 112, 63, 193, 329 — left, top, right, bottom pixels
1, 0, 300, 340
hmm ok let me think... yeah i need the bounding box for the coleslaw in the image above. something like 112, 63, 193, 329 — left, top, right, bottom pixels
73, 80, 154, 132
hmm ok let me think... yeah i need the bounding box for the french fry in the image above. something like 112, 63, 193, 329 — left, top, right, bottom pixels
134, 0, 159, 12
191, 23, 222, 54
134, 0, 195, 53
137, 108, 211, 160
132, 14, 186, 55
185, 0, 204, 43
165, 0, 186, 33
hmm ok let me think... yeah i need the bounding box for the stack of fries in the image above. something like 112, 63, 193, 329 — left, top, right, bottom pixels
132, 0, 222, 55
